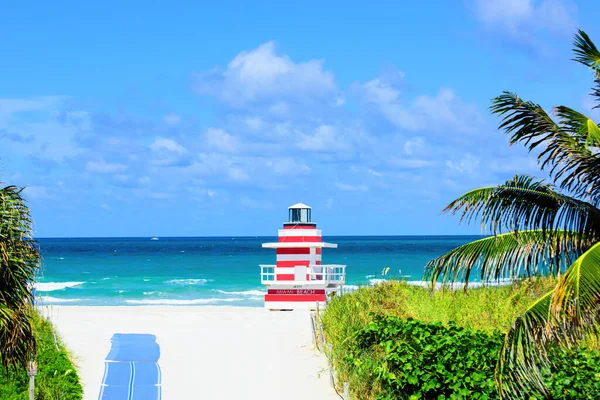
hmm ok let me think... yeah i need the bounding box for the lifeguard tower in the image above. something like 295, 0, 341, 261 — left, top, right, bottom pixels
260, 203, 346, 310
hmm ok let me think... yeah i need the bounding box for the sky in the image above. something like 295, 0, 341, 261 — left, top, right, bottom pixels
1, 0, 599, 237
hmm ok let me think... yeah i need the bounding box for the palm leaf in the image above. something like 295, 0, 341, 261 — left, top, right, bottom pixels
554, 106, 600, 148
491, 93, 600, 203
496, 290, 554, 398
444, 175, 600, 238
424, 230, 589, 288
573, 29, 600, 109
497, 242, 600, 398
550, 241, 600, 340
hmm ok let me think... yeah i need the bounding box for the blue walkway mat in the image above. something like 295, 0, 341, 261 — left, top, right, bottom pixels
98, 334, 162, 400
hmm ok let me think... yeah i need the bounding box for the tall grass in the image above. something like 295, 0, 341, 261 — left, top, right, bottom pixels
0, 310, 83, 400
321, 277, 557, 399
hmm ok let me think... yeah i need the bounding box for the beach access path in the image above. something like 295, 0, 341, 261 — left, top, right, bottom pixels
42, 306, 340, 400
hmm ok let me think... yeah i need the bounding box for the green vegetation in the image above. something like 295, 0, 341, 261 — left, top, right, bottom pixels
346, 316, 502, 399
0, 310, 83, 399
322, 280, 600, 399
1, 183, 82, 398
421, 29, 600, 396
1, 185, 40, 370
323, 278, 556, 347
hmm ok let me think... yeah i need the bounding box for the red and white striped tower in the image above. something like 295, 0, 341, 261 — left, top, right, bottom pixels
260, 203, 346, 310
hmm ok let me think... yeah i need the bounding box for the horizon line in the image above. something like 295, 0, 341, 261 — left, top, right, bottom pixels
34, 234, 488, 239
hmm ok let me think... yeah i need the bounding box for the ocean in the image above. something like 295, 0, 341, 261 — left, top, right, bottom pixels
34, 236, 479, 307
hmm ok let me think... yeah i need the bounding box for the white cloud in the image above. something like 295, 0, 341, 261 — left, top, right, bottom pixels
113, 174, 130, 183
0, 97, 84, 163
368, 169, 383, 177
446, 154, 480, 174
335, 182, 368, 192
150, 137, 186, 153
23, 185, 51, 200
186, 187, 217, 200
86, 160, 128, 173
205, 128, 238, 153
245, 117, 264, 132
100, 203, 112, 211
390, 158, 435, 168
266, 158, 311, 176
359, 77, 482, 133
296, 125, 349, 152
0, 97, 64, 123
472, 0, 577, 39
403, 137, 427, 156
193, 41, 337, 106
163, 113, 182, 126
362, 77, 402, 104
228, 167, 249, 182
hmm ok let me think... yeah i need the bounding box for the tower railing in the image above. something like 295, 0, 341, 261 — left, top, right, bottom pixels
260, 264, 346, 285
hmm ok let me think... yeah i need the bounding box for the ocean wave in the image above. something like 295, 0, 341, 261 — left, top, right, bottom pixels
124, 298, 245, 305
365, 275, 375, 279
369, 279, 387, 285
214, 289, 265, 296
35, 282, 84, 292
143, 291, 162, 295
164, 279, 211, 285
35, 296, 82, 304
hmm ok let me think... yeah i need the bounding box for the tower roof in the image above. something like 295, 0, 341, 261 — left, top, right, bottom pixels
288, 203, 311, 209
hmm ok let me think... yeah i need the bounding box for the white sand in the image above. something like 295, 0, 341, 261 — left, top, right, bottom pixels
41, 306, 340, 400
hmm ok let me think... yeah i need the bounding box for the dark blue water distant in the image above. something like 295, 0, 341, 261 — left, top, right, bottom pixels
34, 236, 480, 306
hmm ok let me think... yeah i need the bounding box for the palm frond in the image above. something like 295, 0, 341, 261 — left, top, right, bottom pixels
444, 175, 600, 238
424, 230, 590, 287
497, 242, 600, 398
491, 93, 600, 203
496, 290, 554, 398
573, 30, 600, 110
554, 106, 600, 148
573, 30, 600, 70
550, 241, 600, 341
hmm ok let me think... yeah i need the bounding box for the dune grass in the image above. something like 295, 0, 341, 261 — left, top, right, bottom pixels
320, 277, 558, 399
0, 310, 83, 400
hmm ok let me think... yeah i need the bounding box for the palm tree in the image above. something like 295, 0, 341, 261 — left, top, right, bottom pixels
0, 184, 40, 371
424, 30, 600, 397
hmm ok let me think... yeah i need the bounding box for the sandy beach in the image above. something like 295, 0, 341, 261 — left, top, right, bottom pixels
41, 306, 339, 400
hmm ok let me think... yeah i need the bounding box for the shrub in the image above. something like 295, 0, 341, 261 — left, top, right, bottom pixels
0, 311, 83, 400
345, 315, 502, 399
541, 347, 600, 399
322, 280, 600, 399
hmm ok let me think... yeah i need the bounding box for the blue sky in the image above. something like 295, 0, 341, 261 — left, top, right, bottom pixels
1, 0, 599, 237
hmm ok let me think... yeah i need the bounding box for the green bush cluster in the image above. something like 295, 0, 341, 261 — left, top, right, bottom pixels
346, 315, 502, 399
541, 347, 600, 399
322, 279, 600, 399
0, 311, 83, 400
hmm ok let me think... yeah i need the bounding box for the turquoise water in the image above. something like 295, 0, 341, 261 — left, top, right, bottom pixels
34, 236, 479, 306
